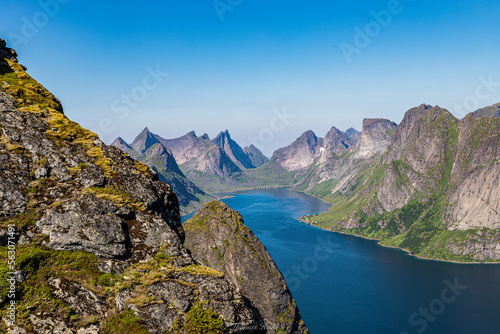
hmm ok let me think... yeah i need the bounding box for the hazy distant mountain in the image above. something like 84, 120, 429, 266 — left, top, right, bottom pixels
351, 118, 397, 159
322, 126, 351, 157
212, 130, 256, 169
153, 131, 242, 178
112, 131, 213, 213
270, 130, 323, 171
270, 127, 356, 172
345, 127, 361, 145
244, 145, 269, 167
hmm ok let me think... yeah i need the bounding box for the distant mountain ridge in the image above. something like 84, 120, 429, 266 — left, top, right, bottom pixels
111, 130, 214, 214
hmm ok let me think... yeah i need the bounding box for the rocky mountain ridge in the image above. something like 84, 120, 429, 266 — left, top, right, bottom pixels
304, 104, 500, 262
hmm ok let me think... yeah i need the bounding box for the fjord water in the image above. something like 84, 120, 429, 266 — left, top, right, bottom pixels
182, 189, 500, 334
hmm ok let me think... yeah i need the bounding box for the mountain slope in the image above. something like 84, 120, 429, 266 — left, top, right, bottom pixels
271, 130, 323, 171
244, 144, 269, 167
0, 38, 308, 333
305, 104, 500, 262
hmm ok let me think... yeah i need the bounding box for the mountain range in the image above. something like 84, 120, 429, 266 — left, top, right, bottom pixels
114, 102, 500, 263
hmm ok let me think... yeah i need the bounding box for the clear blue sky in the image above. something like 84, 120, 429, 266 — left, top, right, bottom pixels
1, 0, 499, 156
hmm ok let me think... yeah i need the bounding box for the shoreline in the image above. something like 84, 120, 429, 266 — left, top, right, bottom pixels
298, 218, 500, 265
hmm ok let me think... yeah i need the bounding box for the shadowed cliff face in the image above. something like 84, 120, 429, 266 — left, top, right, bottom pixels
184, 201, 309, 334
0, 39, 308, 334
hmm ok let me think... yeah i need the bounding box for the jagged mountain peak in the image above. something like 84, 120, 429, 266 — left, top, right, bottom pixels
200, 133, 210, 140
271, 130, 323, 171
131, 127, 160, 154
212, 130, 256, 169
299, 129, 317, 141
323, 127, 351, 155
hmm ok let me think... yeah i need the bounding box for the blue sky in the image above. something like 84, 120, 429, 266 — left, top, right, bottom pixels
1, 0, 499, 156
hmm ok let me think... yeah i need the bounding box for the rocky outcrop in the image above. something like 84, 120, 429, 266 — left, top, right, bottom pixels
184, 201, 308, 334
0, 39, 308, 333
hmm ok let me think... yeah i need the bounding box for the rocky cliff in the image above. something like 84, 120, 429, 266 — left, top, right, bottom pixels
0, 39, 308, 333
184, 202, 308, 334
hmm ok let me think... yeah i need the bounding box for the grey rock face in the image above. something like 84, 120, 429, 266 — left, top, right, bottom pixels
352, 118, 397, 159
78, 165, 106, 188
444, 113, 500, 231
148, 281, 194, 312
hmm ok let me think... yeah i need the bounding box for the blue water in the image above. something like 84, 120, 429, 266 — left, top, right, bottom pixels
182, 189, 500, 334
